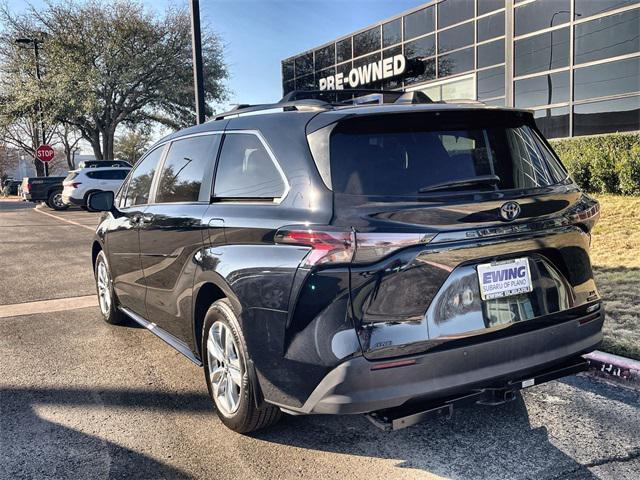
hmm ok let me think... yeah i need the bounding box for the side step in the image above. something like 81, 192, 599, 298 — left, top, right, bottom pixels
365, 356, 589, 431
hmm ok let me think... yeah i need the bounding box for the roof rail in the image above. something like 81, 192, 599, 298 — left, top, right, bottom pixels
213, 99, 331, 121
212, 89, 435, 121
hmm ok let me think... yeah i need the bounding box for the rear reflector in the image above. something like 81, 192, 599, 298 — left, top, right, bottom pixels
371, 359, 417, 371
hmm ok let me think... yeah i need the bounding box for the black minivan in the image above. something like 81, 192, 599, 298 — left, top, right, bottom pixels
89, 92, 603, 433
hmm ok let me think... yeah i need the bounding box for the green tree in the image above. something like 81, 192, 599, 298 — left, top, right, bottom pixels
114, 128, 151, 165
1, 0, 227, 162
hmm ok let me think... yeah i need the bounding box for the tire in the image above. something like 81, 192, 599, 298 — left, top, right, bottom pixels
94, 250, 126, 325
47, 190, 68, 211
202, 299, 282, 433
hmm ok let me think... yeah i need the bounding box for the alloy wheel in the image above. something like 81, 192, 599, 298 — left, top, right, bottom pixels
52, 193, 65, 209
96, 261, 112, 316
207, 321, 243, 416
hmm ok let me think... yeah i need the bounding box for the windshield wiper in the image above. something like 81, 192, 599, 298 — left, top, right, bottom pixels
418, 174, 501, 193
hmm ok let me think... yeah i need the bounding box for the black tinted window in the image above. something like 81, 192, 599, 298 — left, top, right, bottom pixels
438, 47, 474, 78
214, 134, 286, 199
535, 107, 570, 139
88, 170, 129, 180
477, 39, 504, 68
123, 147, 163, 207
573, 96, 640, 136
478, 0, 504, 16
353, 26, 380, 58
438, 0, 474, 29
574, 9, 639, 65
477, 11, 504, 42
515, 71, 570, 108
315, 44, 335, 71
438, 21, 474, 54
575, 0, 635, 19
574, 57, 640, 101
403, 7, 434, 40
336, 38, 352, 63
156, 136, 217, 203
514, 28, 569, 76
383, 19, 401, 47
515, 0, 570, 36
477, 66, 505, 100
295, 52, 313, 77
329, 114, 562, 196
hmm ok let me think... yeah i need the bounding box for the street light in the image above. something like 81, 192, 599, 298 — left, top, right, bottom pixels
546, 12, 580, 118
15, 36, 48, 176
189, 0, 206, 125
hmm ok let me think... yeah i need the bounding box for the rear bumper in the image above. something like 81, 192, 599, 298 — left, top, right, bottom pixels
279, 309, 603, 415
62, 192, 84, 206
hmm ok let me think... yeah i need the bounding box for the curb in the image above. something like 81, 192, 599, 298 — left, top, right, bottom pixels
584, 350, 640, 387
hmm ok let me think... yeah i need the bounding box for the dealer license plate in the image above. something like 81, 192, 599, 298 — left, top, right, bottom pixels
477, 258, 533, 301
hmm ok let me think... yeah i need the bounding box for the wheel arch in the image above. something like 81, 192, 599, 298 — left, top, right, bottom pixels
91, 240, 103, 272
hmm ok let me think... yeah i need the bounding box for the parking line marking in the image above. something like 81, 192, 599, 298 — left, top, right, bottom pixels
0, 295, 98, 319
33, 208, 96, 231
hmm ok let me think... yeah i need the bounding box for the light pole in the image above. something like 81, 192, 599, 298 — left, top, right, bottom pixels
15, 36, 48, 177
189, 0, 206, 125
546, 11, 578, 117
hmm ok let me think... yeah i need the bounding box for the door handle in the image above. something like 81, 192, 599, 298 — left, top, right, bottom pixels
140, 214, 154, 225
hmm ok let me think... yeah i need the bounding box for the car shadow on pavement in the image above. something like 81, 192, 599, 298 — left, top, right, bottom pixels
1, 385, 599, 479
255, 393, 599, 479
0, 386, 210, 479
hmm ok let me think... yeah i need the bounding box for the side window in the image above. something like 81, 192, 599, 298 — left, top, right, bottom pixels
113, 169, 130, 180
213, 133, 286, 200
156, 135, 217, 203
123, 147, 163, 208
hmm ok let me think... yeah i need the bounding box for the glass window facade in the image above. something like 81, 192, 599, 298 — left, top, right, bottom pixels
477, 11, 504, 42
514, 0, 570, 36
283, 0, 640, 139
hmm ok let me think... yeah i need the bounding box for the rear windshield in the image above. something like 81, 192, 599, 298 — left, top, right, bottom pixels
329, 112, 567, 196
64, 172, 79, 182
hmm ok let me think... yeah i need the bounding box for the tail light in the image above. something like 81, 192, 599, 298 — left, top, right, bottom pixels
26, 183, 32, 192
275, 226, 434, 267
566, 197, 600, 232
275, 227, 355, 266
71, 182, 82, 188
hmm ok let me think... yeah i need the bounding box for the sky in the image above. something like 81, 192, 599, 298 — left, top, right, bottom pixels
5, 0, 427, 149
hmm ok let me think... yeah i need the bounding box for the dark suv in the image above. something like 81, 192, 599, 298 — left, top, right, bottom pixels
89, 92, 603, 433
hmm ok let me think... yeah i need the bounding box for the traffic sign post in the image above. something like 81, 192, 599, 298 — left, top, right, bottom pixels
36, 144, 54, 176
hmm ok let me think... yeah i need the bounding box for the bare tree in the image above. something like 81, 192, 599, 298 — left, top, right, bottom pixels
55, 123, 82, 169
0, 1, 227, 161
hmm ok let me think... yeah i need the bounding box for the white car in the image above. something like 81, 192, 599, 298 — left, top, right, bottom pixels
62, 167, 130, 207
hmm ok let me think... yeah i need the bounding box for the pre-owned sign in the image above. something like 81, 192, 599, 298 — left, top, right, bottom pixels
318, 54, 406, 91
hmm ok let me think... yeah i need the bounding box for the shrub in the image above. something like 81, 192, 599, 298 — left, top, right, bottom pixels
618, 145, 640, 196
550, 133, 640, 195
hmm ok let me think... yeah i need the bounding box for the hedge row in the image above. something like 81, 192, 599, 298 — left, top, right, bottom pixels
550, 133, 640, 196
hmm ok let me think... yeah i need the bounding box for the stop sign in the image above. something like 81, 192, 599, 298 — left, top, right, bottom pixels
36, 144, 55, 163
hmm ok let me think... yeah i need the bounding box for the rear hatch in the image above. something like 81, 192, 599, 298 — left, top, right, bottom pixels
310, 108, 600, 359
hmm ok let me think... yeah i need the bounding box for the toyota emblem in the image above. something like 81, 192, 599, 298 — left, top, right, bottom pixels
500, 201, 521, 221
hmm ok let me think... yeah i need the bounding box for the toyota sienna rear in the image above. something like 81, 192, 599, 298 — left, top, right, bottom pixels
91, 95, 603, 432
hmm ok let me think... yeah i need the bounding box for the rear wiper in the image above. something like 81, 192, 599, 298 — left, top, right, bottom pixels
418, 174, 501, 193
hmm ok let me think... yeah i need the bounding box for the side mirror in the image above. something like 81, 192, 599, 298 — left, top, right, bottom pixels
87, 190, 115, 212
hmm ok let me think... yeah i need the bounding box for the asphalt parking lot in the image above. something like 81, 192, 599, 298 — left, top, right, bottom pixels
1, 198, 639, 480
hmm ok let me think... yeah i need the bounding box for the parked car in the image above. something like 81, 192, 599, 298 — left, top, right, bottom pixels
62, 167, 130, 208
77, 160, 132, 169
21, 176, 67, 210
2, 179, 21, 196
88, 91, 603, 433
